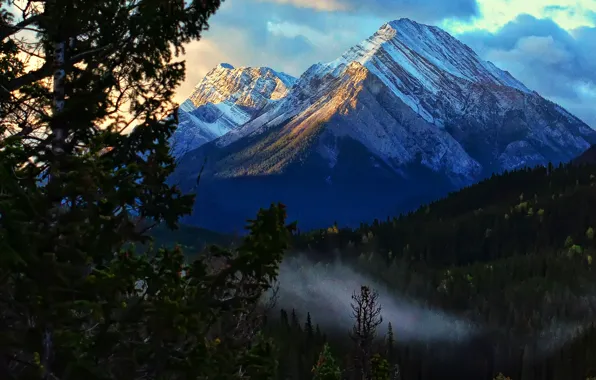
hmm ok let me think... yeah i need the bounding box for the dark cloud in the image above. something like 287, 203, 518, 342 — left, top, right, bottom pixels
459, 15, 596, 127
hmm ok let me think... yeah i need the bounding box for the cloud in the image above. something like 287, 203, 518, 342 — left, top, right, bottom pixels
175, 0, 596, 130
258, 0, 480, 23
458, 14, 596, 127
256, 0, 349, 12
175, 0, 372, 100
174, 39, 233, 104
174, 0, 479, 101
445, 0, 596, 33
175, 0, 479, 100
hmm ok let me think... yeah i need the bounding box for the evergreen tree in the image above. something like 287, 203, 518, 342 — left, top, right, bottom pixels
280, 308, 290, 330
240, 332, 279, 380
291, 308, 299, 329
312, 343, 341, 380
305, 311, 314, 339
386, 322, 395, 361
370, 354, 391, 380
0, 0, 300, 378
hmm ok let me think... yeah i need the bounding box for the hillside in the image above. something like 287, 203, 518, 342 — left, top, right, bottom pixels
276, 160, 596, 379
573, 144, 596, 166
171, 18, 596, 233
158, 156, 596, 379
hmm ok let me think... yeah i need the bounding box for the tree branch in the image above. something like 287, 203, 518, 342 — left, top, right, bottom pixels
0, 13, 43, 41
3, 43, 115, 93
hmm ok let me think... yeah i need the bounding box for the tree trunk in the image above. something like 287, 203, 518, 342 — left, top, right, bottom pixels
51, 40, 66, 156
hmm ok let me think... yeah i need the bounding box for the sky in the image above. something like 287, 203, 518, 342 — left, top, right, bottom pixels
177, 0, 596, 127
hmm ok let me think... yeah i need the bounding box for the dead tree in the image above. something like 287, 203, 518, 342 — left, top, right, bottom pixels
349, 285, 383, 380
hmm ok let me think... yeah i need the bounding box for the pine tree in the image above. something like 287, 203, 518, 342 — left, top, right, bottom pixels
0, 0, 300, 378
280, 308, 290, 330
240, 332, 279, 380
386, 322, 395, 362
305, 311, 314, 339
370, 354, 391, 380
291, 308, 300, 329
312, 343, 342, 380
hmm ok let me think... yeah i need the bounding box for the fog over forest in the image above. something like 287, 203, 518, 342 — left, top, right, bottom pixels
270, 254, 587, 354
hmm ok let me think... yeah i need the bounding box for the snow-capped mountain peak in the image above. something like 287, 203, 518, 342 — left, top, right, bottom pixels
188, 64, 297, 108
210, 18, 594, 175
323, 18, 531, 95
170, 64, 297, 157
171, 18, 596, 233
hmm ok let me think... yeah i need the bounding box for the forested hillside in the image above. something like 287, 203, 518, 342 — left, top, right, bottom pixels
271, 161, 596, 380
147, 160, 596, 379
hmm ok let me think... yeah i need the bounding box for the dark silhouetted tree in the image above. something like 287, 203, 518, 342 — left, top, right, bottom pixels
350, 285, 383, 379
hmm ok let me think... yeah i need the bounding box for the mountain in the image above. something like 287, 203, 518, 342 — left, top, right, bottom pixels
170, 18, 596, 233
170, 63, 297, 157
572, 145, 596, 166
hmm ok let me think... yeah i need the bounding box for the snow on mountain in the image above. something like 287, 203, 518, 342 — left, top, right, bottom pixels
215, 18, 594, 174
171, 18, 596, 232
170, 63, 297, 157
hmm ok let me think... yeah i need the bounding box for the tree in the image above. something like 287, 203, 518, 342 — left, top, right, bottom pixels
385, 322, 394, 361
0, 0, 301, 378
239, 332, 279, 380
370, 354, 390, 380
312, 343, 341, 380
350, 285, 383, 380
385, 321, 402, 380
305, 311, 314, 340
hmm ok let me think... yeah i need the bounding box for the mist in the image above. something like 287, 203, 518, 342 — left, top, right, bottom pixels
269, 254, 481, 344
264, 254, 594, 356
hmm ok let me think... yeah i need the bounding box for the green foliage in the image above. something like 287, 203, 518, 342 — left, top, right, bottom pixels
142, 223, 234, 256
565, 236, 574, 248
569, 244, 583, 256
0, 1, 303, 379
370, 354, 391, 380
240, 333, 279, 380
312, 343, 341, 380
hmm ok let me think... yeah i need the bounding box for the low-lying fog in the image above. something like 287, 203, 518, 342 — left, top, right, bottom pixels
267, 255, 587, 353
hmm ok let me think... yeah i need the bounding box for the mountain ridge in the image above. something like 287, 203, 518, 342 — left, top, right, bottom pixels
170, 18, 596, 232
170, 64, 297, 157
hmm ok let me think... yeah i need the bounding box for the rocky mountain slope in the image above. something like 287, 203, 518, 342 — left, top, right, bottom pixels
170, 63, 296, 157
170, 18, 596, 232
